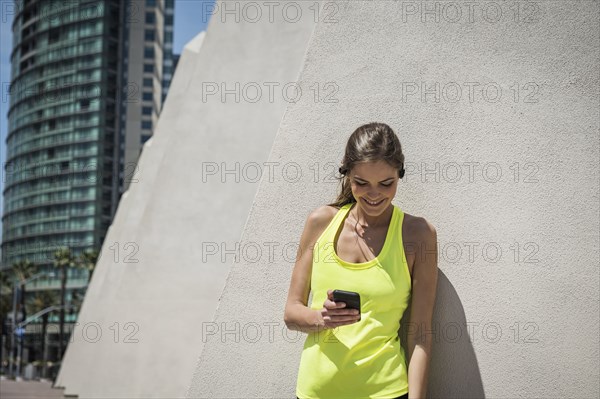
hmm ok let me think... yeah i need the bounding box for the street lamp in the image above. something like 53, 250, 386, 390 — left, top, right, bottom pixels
10, 271, 56, 378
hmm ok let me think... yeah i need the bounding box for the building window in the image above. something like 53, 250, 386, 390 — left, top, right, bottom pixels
143, 64, 154, 73
144, 29, 155, 41
141, 120, 152, 130
48, 28, 60, 44
165, 15, 173, 25
141, 134, 151, 144
142, 106, 152, 115
164, 32, 173, 43
142, 92, 153, 101
143, 78, 153, 87
144, 47, 154, 59
80, 99, 90, 109
146, 0, 156, 6
145, 12, 155, 24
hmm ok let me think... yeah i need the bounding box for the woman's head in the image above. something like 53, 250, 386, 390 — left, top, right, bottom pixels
328, 122, 405, 209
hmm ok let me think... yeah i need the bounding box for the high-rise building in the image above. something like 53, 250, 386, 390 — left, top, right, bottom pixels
1, 0, 174, 366
120, 0, 174, 178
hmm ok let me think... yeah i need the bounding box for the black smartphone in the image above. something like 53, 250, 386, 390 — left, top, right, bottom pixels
332, 289, 361, 315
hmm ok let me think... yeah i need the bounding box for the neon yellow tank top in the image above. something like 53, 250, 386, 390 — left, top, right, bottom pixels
296, 202, 412, 399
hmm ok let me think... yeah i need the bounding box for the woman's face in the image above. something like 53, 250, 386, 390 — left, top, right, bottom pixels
348, 160, 399, 216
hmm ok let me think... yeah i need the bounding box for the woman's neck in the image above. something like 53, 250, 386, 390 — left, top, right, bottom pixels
348, 202, 393, 228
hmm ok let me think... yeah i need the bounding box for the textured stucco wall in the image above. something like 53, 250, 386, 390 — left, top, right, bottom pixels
188, 1, 599, 398
55, 0, 317, 396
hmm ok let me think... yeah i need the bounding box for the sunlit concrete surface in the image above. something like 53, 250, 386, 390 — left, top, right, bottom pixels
187, 1, 600, 398
54, 0, 317, 397
55, 30, 209, 398
0, 379, 65, 399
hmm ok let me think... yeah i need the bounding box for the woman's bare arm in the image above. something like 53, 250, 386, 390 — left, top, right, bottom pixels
283, 206, 359, 333
284, 206, 334, 333
407, 218, 439, 399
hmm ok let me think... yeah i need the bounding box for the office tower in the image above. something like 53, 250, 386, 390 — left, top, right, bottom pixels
1, 0, 173, 368
120, 0, 174, 180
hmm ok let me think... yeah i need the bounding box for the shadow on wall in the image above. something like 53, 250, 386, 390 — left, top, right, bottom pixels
400, 271, 485, 398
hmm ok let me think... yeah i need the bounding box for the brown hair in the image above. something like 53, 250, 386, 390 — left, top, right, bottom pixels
327, 122, 405, 208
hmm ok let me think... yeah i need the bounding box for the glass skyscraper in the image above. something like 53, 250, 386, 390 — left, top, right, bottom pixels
1, 0, 174, 366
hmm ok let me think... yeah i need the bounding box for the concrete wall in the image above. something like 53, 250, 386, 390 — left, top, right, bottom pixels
188, 1, 599, 398
54, 0, 317, 396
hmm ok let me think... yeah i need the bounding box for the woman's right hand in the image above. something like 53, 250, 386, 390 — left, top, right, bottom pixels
317, 289, 361, 329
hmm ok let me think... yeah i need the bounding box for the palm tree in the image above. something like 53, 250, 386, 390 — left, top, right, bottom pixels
77, 249, 99, 284
11, 260, 37, 375
0, 269, 13, 374
52, 248, 75, 360
25, 290, 58, 379
11, 260, 37, 322
69, 289, 85, 321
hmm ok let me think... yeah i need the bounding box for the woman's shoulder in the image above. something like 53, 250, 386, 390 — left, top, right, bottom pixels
402, 211, 437, 240
298, 205, 340, 247
306, 204, 340, 229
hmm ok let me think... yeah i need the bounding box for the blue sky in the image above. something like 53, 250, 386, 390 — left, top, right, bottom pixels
0, 0, 214, 237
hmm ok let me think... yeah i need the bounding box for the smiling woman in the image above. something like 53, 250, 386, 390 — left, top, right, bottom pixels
284, 122, 438, 399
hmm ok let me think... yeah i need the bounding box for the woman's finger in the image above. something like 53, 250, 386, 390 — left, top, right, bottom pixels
326, 319, 359, 328
323, 299, 342, 309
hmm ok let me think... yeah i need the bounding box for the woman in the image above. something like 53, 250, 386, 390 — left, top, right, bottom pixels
284, 122, 438, 399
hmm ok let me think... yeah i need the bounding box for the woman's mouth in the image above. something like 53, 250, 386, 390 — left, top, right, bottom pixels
362, 198, 384, 207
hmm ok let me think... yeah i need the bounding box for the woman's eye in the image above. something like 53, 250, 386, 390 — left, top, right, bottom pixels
356, 182, 392, 187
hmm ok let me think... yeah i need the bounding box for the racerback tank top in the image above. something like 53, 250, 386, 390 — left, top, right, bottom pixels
296, 202, 412, 399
